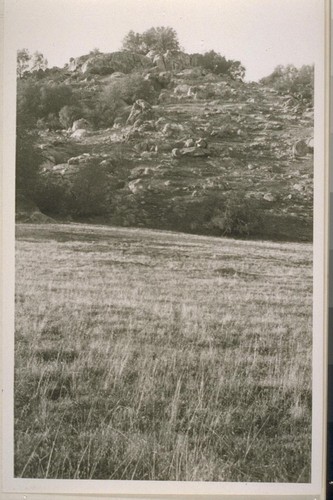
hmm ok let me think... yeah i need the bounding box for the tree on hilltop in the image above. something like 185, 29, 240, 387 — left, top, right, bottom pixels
192, 50, 246, 80
122, 26, 180, 55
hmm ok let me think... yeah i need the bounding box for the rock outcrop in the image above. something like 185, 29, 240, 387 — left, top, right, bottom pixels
67, 51, 153, 75
126, 100, 154, 125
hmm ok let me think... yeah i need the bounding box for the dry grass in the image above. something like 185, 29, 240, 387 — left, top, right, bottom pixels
14, 223, 312, 482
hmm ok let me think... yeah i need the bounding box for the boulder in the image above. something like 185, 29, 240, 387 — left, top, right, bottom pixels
72, 119, 90, 131
184, 138, 195, 148
29, 211, 55, 223
181, 147, 209, 157
172, 147, 209, 158
126, 99, 153, 125
174, 84, 191, 95
162, 122, 184, 137
71, 129, 88, 140
108, 71, 125, 81
153, 54, 167, 71
163, 50, 191, 71
128, 179, 145, 194
263, 193, 276, 202
80, 51, 152, 75
172, 148, 182, 158
196, 138, 208, 149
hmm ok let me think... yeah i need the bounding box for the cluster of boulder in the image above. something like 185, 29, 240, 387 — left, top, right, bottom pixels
66, 49, 198, 77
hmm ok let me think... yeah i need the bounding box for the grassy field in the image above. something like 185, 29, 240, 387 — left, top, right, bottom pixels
14, 223, 312, 482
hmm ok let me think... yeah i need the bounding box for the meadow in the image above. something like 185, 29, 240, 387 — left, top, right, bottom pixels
14, 223, 313, 482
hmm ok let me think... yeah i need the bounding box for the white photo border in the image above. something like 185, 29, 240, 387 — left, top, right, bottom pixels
1, 0, 329, 497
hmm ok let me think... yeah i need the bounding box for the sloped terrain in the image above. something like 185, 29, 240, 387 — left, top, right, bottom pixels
21, 52, 313, 241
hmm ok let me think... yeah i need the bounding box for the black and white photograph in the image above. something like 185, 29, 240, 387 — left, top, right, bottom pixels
1, 0, 327, 496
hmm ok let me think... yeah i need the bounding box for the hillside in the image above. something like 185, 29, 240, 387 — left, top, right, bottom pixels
17, 50, 314, 241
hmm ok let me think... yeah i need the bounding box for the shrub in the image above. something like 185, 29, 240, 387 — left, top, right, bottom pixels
90, 86, 123, 128
17, 79, 75, 125
34, 177, 71, 215
193, 51, 245, 80
38, 83, 74, 117
16, 121, 43, 197
105, 73, 156, 105
36, 113, 62, 131
17, 79, 41, 125
35, 161, 111, 217
210, 192, 262, 237
93, 73, 155, 127
68, 161, 111, 216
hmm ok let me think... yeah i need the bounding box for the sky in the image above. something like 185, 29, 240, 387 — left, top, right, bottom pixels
4, 0, 324, 82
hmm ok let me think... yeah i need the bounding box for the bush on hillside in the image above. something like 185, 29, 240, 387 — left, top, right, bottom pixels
16, 120, 43, 197
109, 73, 156, 105
37, 113, 62, 131
17, 78, 75, 125
69, 161, 111, 216
210, 192, 262, 237
193, 51, 245, 80
17, 79, 42, 125
92, 73, 155, 127
34, 177, 71, 215
38, 83, 74, 117
59, 105, 83, 129
36, 161, 111, 217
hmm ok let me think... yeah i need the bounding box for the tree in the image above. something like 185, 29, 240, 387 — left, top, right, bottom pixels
30, 51, 48, 72
260, 64, 314, 105
122, 26, 180, 55
142, 27, 180, 54
17, 49, 30, 78
229, 61, 246, 81
122, 31, 147, 54
17, 49, 48, 78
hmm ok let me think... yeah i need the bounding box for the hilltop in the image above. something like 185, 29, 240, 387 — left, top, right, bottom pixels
16, 47, 314, 241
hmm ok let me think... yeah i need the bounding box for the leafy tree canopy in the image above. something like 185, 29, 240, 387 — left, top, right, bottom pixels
17, 49, 48, 78
192, 50, 245, 80
122, 26, 180, 55
260, 64, 314, 104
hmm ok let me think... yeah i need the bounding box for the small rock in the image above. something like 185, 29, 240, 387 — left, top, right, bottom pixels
263, 193, 276, 202
72, 119, 90, 131
172, 148, 182, 158
71, 129, 88, 140
196, 138, 208, 149
184, 138, 195, 148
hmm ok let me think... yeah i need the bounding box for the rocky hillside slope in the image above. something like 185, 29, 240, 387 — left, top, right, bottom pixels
19, 51, 314, 241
